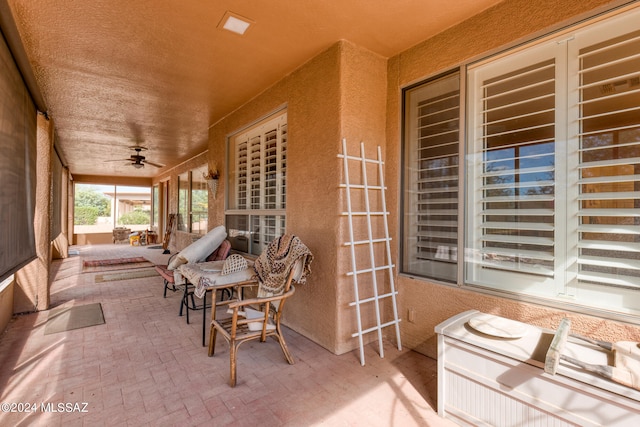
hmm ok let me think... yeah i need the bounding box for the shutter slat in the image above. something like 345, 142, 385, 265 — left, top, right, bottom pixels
479, 259, 554, 276
578, 208, 640, 217
417, 198, 458, 205
579, 239, 640, 253
578, 255, 640, 271
482, 209, 554, 216
579, 174, 640, 185
416, 231, 458, 239
481, 234, 554, 246
578, 191, 640, 200
416, 220, 457, 227
577, 271, 640, 289
483, 122, 554, 139
483, 179, 554, 191
481, 247, 555, 261
483, 165, 554, 178
482, 194, 555, 202
483, 221, 554, 231
577, 157, 640, 168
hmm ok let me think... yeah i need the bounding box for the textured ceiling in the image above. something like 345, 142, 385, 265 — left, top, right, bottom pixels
6, 0, 503, 178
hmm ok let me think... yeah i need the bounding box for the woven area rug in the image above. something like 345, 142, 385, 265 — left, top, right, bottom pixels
94, 267, 159, 283
82, 256, 153, 272
44, 303, 105, 335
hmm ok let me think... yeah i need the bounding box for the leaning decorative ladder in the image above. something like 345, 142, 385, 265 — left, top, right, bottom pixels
338, 139, 402, 366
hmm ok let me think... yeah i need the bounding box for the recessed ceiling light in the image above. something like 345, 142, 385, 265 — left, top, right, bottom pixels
218, 11, 253, 35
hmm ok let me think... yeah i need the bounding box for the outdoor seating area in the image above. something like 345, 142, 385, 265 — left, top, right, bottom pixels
155, 226, 316, 386
0, 242, 450, 426
112, 227, 131, 244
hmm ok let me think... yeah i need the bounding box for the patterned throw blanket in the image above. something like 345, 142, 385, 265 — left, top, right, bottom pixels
254, 235, 313, 297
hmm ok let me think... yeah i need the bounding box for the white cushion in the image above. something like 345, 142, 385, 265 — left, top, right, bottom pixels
191, 261, 255, 299
173, 271, 185, 285
168, 225, 227, 270
245, 307, 276, 331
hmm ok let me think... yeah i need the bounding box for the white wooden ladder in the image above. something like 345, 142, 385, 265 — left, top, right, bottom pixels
339, 139, 402, 366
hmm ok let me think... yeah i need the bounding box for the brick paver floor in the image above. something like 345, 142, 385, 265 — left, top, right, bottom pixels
0, 244, 455, 426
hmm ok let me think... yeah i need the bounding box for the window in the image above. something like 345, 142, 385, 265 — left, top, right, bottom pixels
226, 110, 287, 255
465, 8, 640, 315
152, 184, 159, 229
402, 73, 460, 282
190, 165, 208, 234
178, 172, 189, 232
73, 184, 151, 233
177, 166, 208, 234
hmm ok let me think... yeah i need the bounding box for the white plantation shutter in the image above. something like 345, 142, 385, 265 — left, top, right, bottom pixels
466, 7, 640, 314
571, 15, 640, 310
403, 73, 460, 282
236, 140, 248, 209
228, 111, 287, 255
479, 59, 556, 278
467, 42, 561, 294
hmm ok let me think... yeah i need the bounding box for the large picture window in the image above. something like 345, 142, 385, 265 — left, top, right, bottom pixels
465, 7, 640, 315
226, 110, 287, 255
73, 184, 151, 233
177, 166, 208, 234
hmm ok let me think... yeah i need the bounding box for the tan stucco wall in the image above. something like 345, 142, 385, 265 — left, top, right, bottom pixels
386, 0, 640, 359
207, 41, 388, 354
336, 42, 389, 353
14, 114, 53, 312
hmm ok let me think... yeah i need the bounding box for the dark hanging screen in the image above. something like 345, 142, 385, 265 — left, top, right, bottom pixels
0, 31, 37, 282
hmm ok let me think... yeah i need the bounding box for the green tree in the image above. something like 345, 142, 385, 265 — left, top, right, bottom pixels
74, 186, 111, 225
74, 206, 99, 225
118, 209, 150, 225
75, 186, 111, 217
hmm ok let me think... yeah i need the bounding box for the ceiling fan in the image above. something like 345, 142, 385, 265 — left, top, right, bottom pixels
106, 146, 164, 169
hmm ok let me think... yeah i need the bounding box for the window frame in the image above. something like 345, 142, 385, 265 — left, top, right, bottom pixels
225, 109, 287, 256
400, 70, 462, 283
177, 166, 209, 235
400, 4, 640, 322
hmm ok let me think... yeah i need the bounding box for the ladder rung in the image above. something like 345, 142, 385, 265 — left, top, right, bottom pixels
341, 211, 389, 216
351, 319, 402, 337
345, 238, 391, 246
339, 184, 387, 190
349, 291, 399, 306
337, 153, 384, 165
346, 264, 395, 276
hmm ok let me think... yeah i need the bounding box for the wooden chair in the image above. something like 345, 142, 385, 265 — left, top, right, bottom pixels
208, 259, 302, 387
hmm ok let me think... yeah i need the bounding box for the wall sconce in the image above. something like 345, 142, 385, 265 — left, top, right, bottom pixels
203, 169, 220, 199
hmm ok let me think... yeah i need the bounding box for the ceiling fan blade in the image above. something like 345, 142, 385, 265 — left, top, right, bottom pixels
142, 159, 165, 168
104, 158, 133, 162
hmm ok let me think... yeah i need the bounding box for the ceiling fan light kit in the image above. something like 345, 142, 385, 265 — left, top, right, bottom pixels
105, 146, 164, 170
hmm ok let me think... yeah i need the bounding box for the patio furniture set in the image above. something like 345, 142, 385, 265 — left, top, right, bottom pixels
154, 225, 313, 387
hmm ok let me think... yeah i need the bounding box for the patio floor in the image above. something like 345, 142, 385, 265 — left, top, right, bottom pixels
0, 244, 455, 426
